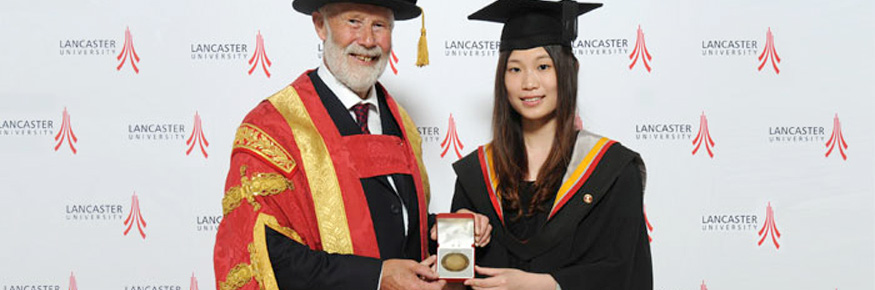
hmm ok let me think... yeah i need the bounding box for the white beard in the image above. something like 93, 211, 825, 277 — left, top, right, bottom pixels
323, 30, 388, 94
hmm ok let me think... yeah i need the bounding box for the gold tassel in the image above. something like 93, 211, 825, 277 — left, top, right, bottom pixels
416, 7, 429, 67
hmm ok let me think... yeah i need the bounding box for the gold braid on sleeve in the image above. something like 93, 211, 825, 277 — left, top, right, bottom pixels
219, 263, 253, 290
233, 123, 297, 174
223, 166, 295, 216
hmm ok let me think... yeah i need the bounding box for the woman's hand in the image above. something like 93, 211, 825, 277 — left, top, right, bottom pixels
430, 209, 493, 247
463, 266, 557, 290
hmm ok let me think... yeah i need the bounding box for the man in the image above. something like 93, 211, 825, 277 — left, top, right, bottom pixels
213, 1, 490, 290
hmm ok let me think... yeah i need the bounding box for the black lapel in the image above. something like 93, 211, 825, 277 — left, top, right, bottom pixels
375, 83, 402, 138
375, 83, 418, 233
374, 83, 421, 257
308, 70, 363, 136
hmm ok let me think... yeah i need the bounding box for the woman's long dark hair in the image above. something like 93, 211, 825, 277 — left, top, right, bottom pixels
492, 44, 579, 218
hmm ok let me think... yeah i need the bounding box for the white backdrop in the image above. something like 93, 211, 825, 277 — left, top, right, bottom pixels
1, 0, 873, 289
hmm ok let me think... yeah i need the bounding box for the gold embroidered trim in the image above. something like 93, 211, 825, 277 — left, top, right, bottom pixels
222, 166, 295, 216
262, 213, 305, 244
219, 263, 254, 290
397, 105, 431, 204
218, 213, 300, 290
250, 213, 283, 290
268, 87, 354, 254
233, 123, 297, 174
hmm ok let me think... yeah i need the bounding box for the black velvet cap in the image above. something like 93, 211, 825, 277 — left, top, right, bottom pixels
293, 0, 421, 20
468, 0, 602, 51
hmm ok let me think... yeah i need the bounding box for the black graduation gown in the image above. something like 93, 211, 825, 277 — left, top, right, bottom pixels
451, 130, 652, 290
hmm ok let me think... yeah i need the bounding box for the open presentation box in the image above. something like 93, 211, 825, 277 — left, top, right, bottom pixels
436, 213, 475, 282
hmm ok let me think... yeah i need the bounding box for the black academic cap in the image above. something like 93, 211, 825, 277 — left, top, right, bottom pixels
468, 0, 602, 51
293, 0, 421, 20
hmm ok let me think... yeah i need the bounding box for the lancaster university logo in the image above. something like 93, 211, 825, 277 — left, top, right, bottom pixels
123, 193, 147, 239
186, 112, 209, 158
196, 214, 223, 232
440, 114, 464, 159
117, 27, 140, 73
692, 112, 715, 158
825, 114, 848, 160
248, 31, 272, 78
388, 50, 400, 75
628, 25, 652, 72
190, 43, 247, 61
644, 205, 653, 242
69, 272, 78, 290
758, 28, 781, 74
54, 107, 78, 154
443, 40, 501, 58
190, 273, 199, 290
757, 202, 781, 249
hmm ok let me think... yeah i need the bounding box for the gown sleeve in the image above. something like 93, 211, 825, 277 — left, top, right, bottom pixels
549, 162, 652, 290
450, 178, 476, 212
266, 227, 382, 289
215, 147, 383, 290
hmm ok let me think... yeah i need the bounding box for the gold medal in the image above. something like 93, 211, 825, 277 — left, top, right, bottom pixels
441, 253, 469, 272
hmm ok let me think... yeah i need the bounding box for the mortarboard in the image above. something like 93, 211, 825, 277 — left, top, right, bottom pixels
468, 0, 603, 52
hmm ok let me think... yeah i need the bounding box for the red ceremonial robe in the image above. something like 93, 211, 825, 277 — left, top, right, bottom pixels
213, 70, 430, 290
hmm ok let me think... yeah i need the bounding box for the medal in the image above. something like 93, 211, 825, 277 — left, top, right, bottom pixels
441, 253, 470, 272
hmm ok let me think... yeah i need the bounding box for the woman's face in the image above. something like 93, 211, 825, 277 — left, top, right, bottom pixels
504, 46, 558, 124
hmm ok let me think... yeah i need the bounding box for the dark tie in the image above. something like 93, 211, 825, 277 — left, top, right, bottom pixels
352, 103, 372, 134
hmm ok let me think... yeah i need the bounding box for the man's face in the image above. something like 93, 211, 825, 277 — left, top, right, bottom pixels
314, 3, 394, 96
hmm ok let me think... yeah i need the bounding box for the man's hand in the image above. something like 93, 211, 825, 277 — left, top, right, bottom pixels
430, 209, 493, 247
463, 266, 557, 290
380, 257, 446, 290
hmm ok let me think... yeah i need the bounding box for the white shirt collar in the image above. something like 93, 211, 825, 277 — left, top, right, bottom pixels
317, 63, 379, 114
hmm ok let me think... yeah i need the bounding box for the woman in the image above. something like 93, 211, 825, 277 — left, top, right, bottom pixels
450, 0, 652, 289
